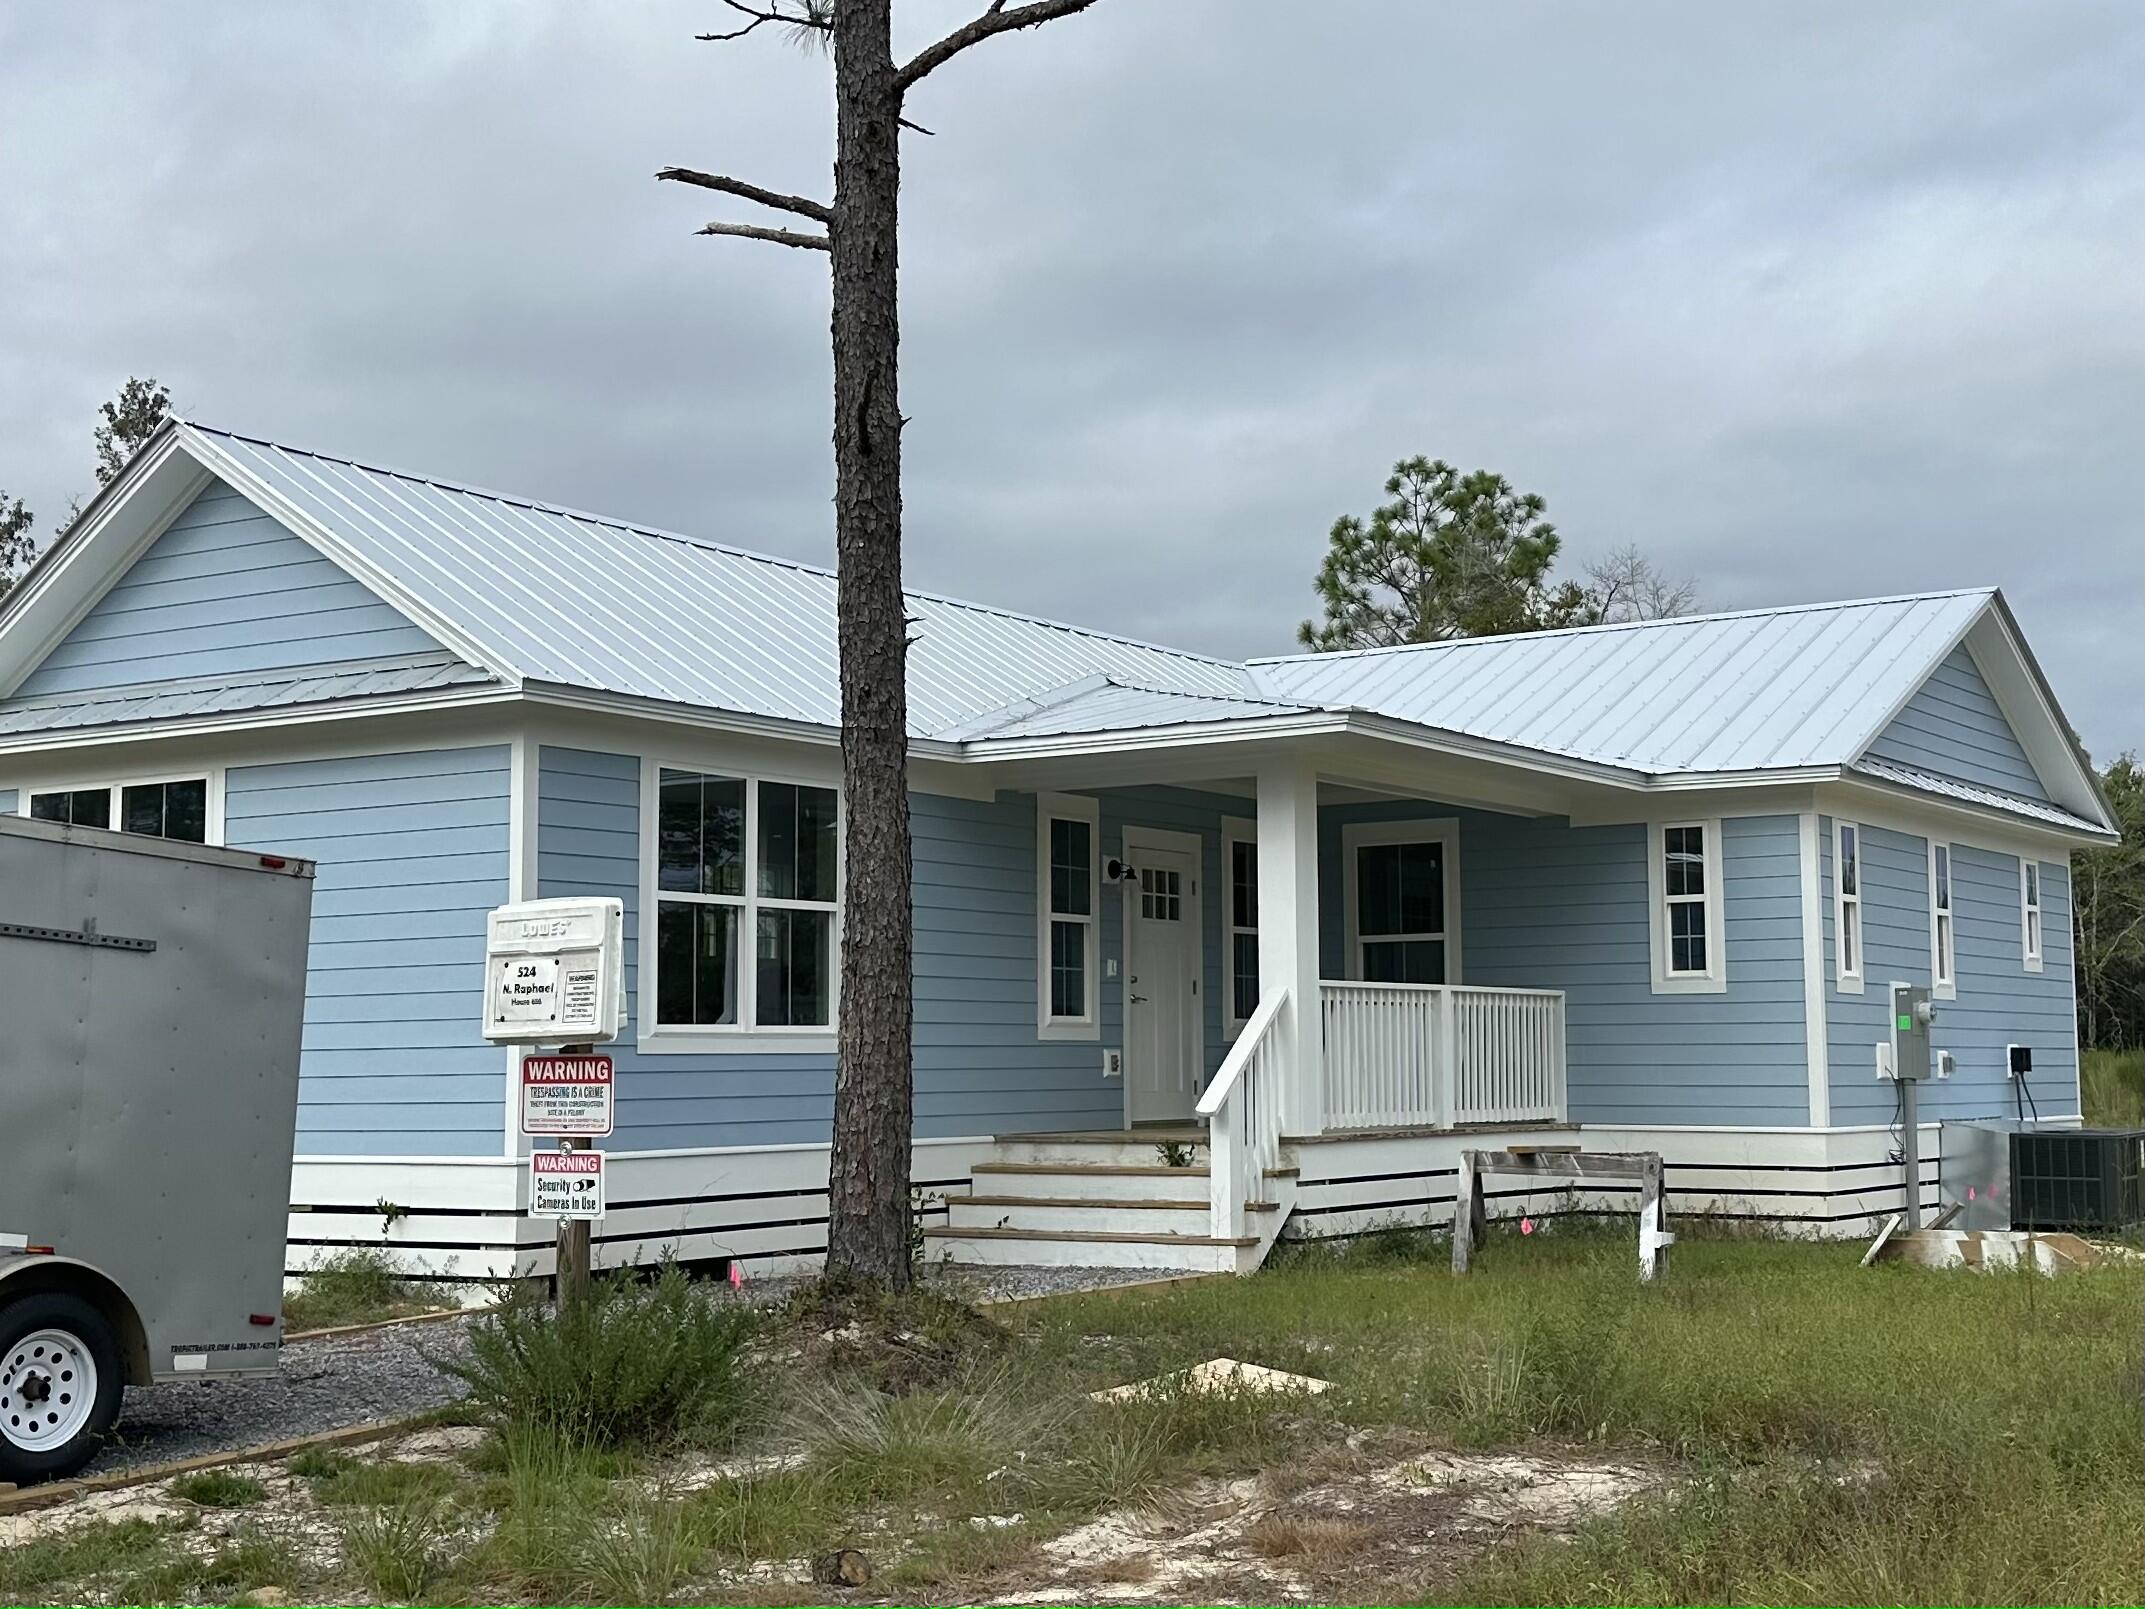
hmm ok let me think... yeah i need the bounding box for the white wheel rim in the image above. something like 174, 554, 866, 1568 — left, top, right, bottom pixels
2, 1328, 99, 1453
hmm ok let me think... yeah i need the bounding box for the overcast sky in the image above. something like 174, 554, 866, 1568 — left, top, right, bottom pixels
3, 1, 2138, 760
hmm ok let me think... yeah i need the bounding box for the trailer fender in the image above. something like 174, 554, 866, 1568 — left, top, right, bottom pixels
0, 1257, 153, 1386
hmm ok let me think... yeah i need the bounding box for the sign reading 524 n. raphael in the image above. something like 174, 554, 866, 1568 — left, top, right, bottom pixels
481, 898, 626, 1044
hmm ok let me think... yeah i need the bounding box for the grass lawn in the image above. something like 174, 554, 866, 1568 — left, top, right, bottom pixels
2083, 1047, 2144, 1128
7, 1230, 2138, 1607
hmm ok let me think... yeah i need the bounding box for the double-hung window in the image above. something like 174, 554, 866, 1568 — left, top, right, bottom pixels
1834, 820, 1863, 992
27, 777, 211, 843
1649, 819, 1726, 993
1222, 818, 1259, 1034
1929, 840, 1956, 999
1037, 794, 1100, 1038
650, 767, 838, 1038
2020, 859, 2044, 973
1342, 819, 1459, 985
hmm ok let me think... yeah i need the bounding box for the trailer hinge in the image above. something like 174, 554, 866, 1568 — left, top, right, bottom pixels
0, 919, 156, 953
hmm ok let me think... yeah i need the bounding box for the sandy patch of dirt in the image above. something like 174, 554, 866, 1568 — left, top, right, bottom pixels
987, 1443, 1662, 1606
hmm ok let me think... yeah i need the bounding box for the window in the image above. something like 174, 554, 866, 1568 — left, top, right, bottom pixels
1342, 819, 1460, 985
1037, 794, 1099, 1038
1929, 840, 1956, 999
27, 777, 209, 843
649, 767, 838, 1037
1648, 819, 1725, 993
1222, 818, 1259, 1034
2021, 859, 2044, 973
1834, 820, 1863, 992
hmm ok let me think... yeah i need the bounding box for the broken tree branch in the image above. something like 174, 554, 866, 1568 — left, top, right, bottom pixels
696, 219, 832, 251
696, 0, 830, 42
894, 0, 1099, 92
656, 167, 832, 223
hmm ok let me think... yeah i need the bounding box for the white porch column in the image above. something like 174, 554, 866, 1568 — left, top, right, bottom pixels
1256, 754, 1324, 1136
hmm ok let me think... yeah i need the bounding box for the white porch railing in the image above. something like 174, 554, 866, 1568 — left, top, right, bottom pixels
1320, 981, 1566, 1129
1195, 986, 1288, 1243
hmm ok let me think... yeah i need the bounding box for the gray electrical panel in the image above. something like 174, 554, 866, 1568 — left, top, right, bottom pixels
1890, 981, 1934, 1081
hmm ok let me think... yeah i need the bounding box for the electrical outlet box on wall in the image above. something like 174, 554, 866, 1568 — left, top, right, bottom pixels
1102, 1048, 1123, 1078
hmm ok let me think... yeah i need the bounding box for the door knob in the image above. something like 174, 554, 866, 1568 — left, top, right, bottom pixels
1130, 993, 1149, 1004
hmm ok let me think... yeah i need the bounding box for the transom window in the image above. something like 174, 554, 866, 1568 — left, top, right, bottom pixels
1037, 794, 1100, 1038
1223, 822, 1259, 1033
1649, 819, 1725, 993
1930, 840, 1955, 997
1342, 819, 1459, 986
651, 768, 838, 1032
2021, 859, 2044, 972
28, 778, 209, 843
1835, 821, 1863, 989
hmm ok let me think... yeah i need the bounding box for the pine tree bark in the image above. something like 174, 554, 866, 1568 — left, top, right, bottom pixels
823, 0, 915, 1288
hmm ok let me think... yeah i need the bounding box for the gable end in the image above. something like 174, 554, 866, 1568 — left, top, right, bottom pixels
1863, 643, 2049, 804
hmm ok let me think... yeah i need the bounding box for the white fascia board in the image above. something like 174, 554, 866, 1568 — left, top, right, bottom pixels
0, 683, 523, 758
1960, 597, 2114, 830
173, 424, 519, 686
1819, 776, 2113, 856
0, 431, 210, 698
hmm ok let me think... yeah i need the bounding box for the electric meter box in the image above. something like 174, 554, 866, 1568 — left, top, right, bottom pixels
1889, 980, 1934, 1082
482, 897, 626, 1044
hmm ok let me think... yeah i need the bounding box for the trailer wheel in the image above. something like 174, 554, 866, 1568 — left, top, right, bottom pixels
0, 1293, 123, 1484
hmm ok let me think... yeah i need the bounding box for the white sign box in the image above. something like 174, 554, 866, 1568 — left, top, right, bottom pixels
521, 1053, 615, 1138
531, 1149, 604, 1219
482, 898, 625, 1044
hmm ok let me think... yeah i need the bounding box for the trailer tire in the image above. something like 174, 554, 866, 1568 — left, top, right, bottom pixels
0, 1292, 124, 1484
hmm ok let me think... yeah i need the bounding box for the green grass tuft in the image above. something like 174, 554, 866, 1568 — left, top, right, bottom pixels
168, 1467, 267, 1508
2083, 1047, 2143, 1129
281, 1246, 437, 1332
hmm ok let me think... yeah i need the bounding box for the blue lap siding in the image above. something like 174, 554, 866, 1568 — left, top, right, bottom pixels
13, 479, 442, 699
1318, 803, 1812, 1126
224, 745, 511, 1155
1823, 819, 2077, 1123
1865, 645, 2048, 801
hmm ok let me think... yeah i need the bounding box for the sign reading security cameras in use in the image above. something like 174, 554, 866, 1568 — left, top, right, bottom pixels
530, 1149, 604, 1220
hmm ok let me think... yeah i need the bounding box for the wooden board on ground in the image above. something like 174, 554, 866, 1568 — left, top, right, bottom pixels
1452, 1148, 1673, 1281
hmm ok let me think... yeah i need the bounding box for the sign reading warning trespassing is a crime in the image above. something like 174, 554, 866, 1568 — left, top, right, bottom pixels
531, 1149, 604, 1219
520, 1053, 615, 1137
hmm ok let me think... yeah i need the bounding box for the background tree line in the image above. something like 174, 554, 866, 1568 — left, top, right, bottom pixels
0, 377, 173, 602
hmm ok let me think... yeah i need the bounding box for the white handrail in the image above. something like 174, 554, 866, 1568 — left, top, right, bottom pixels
1320, 980, 1565, 1129
1199, 986, 1288, 1243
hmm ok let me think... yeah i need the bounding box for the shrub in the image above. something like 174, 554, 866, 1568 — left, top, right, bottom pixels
444, 1263, 757, 1449
282, 1247, 431, 1331
338, 1501, 456, 1602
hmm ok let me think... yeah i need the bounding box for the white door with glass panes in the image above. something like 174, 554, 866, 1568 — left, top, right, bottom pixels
1124, 831, 1202, 1123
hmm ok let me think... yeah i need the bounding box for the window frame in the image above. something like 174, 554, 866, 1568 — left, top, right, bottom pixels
2020, 857, 2044, 973
1928, 838, 1956, 1000
1833, 819, 1864, 994
1647, 818, 1727, 994
1221, 815, 1259, 1037
637, 757, 842, 1055
1036, 792, 1101, 1041
18, 769, 223, 845
1340, 817, 1462, 985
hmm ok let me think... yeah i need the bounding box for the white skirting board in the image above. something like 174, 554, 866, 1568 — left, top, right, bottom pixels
286, 1125, 1948, 1281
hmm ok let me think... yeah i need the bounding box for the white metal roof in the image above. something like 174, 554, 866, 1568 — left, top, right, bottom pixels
1249, 591, 1994, 775
1851, 757, 2106, 835
0, 652, 494, 737
181, 425, 1247, 740
939, 675, 1315, 742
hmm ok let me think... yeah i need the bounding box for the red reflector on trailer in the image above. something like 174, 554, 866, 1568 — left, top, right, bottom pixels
25, 1246, 54, 1256
250, 1313, 279, 1326
259, 855, 288, 869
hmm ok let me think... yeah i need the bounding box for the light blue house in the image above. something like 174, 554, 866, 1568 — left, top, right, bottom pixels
0, 422, 2116, 1275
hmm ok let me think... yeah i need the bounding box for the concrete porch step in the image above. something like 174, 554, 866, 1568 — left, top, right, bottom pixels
920, 1223, 1261, 1272
969, 1161, 1298, 1202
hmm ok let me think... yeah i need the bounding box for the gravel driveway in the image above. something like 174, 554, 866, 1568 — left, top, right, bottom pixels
78, 1263, 1193, 1479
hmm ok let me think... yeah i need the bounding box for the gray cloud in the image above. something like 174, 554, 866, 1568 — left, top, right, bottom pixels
2, 0, 2137, 757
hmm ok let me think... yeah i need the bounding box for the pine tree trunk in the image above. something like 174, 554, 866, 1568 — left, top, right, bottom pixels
824, 0, 915, 1288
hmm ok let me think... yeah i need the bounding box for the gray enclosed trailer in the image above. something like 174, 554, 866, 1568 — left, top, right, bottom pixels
0, 813, 313, 1482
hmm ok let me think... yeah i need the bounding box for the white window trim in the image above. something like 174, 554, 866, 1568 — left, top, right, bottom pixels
1036, 792, 1101, 1042
1340, 817, 1462, 984
2020, 856, 2044, 974
1928, 838, 1957, 1000
636, 756, 842, 1056
1647, 818, 1727, 995
17, 768, 226, 845
1221, 815, 1258, 1038
1833, 818, 1864, 994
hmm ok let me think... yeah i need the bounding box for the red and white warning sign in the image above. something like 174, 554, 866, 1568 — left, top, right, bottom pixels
520, 1053, 615, 1137
530, 1149, 604, 1220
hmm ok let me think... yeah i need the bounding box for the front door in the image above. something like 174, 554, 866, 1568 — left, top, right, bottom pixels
1124, 832, 1201, 1123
